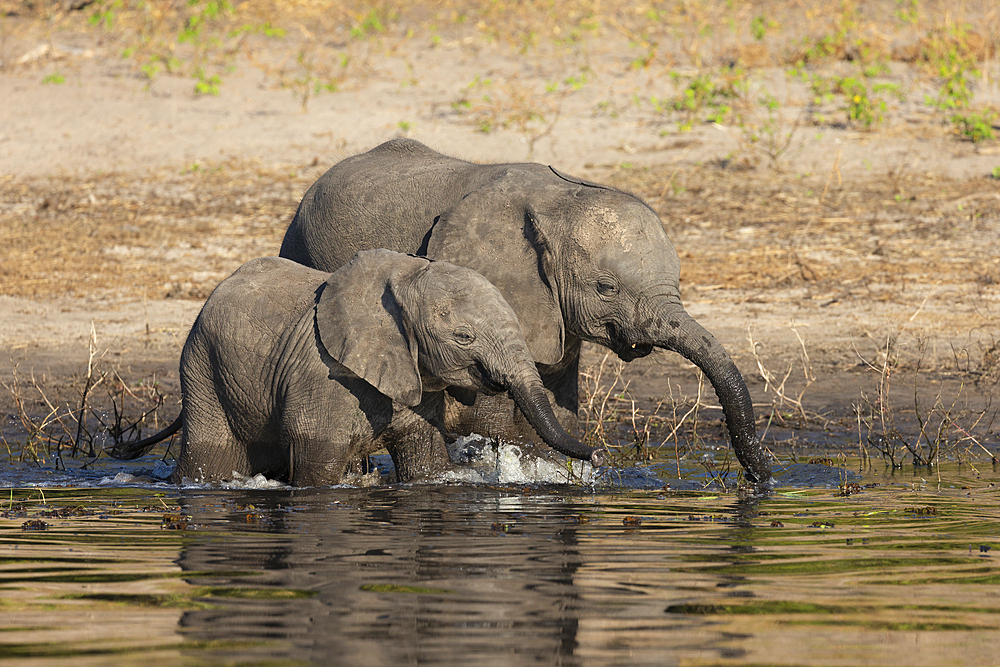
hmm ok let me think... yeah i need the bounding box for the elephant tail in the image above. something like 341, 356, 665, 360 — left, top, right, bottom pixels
105, 415, 182, 460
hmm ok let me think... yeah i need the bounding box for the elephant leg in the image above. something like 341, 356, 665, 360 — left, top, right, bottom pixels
281, 411, 354, 487
385, 395, 453, 482
172, 405, 250, 483
385, 426, 452, 482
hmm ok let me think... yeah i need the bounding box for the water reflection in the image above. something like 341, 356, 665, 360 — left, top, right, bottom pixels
4, 464, 999, 665
173, 487, 768, 665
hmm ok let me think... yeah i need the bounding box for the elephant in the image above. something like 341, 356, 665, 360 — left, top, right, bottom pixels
278, 139, 773, 487
109, 250, 603, 486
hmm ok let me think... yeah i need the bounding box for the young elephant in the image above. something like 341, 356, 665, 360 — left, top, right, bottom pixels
112, 250, 602, 486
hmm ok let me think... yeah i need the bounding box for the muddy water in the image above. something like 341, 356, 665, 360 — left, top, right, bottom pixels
2, 458, 999, 666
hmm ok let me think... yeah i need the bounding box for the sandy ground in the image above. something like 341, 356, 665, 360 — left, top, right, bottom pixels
1, 3, 998, 462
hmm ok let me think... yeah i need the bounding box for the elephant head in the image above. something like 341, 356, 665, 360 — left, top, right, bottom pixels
315, 249, 603, 466
425, 171, 771, 486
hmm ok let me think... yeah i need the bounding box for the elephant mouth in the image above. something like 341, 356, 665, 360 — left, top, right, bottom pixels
474, 361, 507, 395
605, 322, 654, 361
615, 341, 654, 362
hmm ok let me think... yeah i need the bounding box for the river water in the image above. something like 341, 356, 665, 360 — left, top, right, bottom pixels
2, 445, 999, 666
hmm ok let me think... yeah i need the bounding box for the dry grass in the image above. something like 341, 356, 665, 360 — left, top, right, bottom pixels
0, 161, 310, 299
611, 165, 1000, 298
3, 160, 998, 301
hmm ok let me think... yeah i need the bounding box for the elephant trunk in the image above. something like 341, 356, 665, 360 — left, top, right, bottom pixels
504, 368, 605, 467
652, 308, 773, 488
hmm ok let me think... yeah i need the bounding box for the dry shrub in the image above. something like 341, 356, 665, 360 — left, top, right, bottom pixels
3, 340, 175, 466
855, 333, 997, 469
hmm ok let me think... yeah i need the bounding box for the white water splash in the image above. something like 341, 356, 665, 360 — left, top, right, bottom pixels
98, 471, 140, 486
168, 470, 290, 490
437, 436, 597, 485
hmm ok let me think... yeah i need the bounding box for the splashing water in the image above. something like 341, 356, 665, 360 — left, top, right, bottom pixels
438, 435, 598, 485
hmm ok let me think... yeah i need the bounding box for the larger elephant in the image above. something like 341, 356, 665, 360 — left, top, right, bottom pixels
110, 250, 601, 485
280, 139, 772, 487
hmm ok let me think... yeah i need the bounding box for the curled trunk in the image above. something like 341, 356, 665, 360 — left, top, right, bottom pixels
507, 376, 604, 467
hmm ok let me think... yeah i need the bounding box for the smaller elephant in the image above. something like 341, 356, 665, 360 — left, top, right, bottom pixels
111, 250, 603, 486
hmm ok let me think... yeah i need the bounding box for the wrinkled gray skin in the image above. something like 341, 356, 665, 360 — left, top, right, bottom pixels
279, 139, 773, 488
112, 250, 602, 486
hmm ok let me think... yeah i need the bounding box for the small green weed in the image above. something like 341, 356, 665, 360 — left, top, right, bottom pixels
350, 8, 393, 40
42, 72, 65, 85
922, 27, 979, 112
668, 69, 747, 131
88, 0, 122, 29
894, 0, 919, 24
451, 76, 548, 135
834, 76, 902, 128
789, 0, 860, 65
193, 68, 221, 96
952, 112, 996, 143
178, 0, 233, 45
841, 77, 878, 126
739, 91, 799, 169
280, 44, 349, 111
750, 14, 776, 42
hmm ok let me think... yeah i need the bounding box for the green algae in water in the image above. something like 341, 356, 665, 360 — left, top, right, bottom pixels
360, 583, 454, 594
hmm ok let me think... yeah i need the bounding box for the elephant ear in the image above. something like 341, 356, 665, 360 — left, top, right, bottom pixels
425, 170, 565, 365
315, 249, 424, 407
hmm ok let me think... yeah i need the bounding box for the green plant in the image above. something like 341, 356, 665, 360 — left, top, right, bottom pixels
350, 8, 391, 39
895, 0, 919, 24
628, 34, 658, 70
42, 72, 65, 85
790, 0, 860, 65
451, 76, 550, 137
834, 76, 901, 128
991, 166, 1000, 180
923, 27, 979, 112
920, 26, 997, 143
88, 0, 122, 29
952, 112, 996, 142
193, 68, 220, 96
178, 0, 232, 44
739, 92, 799, 169
861, 59, 889, 78
668, 69, 747, 131
750, 14, 775, 42
280, 44, 349, 111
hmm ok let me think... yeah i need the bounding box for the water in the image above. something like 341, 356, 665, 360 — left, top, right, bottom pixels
2, 448, 999, 665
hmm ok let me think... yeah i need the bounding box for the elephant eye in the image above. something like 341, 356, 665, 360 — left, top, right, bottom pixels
453, 327, 476, 346
596, 278, 619, 297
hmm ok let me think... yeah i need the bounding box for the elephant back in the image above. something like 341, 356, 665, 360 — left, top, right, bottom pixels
279, 140, 549, 273
186, 258, 329, 369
